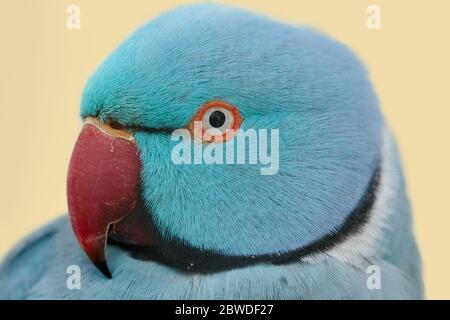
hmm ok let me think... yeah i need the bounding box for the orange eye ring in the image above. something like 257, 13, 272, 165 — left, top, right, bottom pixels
188, 100, 242, 143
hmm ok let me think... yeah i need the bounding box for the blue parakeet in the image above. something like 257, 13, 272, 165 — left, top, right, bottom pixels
0, 3, 423, 299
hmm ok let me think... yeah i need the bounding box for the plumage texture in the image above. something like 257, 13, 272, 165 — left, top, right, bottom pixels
0, 3, 422, 299
81, 3, 381, 256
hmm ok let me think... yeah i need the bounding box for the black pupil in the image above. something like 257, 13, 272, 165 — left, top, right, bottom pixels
209, 110, 226, 128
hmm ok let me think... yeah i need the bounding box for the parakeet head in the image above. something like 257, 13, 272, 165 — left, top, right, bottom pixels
67, 3, 383, 277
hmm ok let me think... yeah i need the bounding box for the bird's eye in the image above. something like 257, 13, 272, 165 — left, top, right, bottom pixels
189, 100, 242, 142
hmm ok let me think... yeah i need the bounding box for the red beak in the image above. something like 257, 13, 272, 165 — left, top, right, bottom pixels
67, 117, 157, 278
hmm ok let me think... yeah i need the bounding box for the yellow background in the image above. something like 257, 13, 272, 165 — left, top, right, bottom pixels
0, 0, 449, 299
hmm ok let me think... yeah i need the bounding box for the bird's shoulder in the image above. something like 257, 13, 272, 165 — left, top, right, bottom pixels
0, 216, 66, 299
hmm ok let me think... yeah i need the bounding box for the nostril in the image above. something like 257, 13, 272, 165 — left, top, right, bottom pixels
108, 119, 125, 130
84, 117, 135, 141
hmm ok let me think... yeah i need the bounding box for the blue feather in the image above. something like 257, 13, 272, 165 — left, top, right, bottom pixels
0, 3, 422, 299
